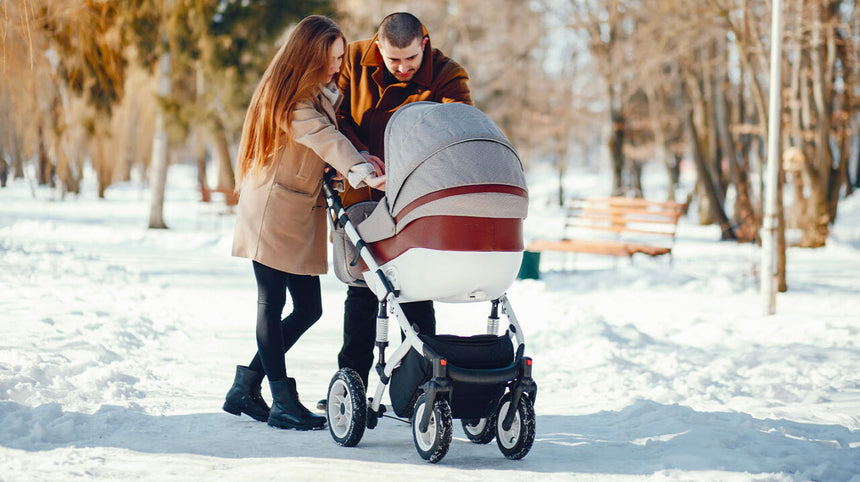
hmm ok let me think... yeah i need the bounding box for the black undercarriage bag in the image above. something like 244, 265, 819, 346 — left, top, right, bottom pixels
389, 333, 515, 419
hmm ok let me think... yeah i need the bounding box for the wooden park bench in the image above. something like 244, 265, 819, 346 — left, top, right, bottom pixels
525, 197, 685, 266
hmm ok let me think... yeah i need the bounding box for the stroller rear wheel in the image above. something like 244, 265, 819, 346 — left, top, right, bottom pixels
412, 393, 453, 463
495, 392, 535, 460
327, 368, 366, 447
461, 411, 497, 444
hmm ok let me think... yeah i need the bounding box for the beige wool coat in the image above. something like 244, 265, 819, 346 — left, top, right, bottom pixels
232, 86, 366, 275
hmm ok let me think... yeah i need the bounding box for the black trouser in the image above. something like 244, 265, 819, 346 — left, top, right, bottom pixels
337, 285, 435, 388
247, 261, 322, 381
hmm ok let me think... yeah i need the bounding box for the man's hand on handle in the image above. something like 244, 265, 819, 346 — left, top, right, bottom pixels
363, 173, 386, 191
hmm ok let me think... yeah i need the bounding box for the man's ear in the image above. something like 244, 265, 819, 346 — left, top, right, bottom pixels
422, 36, 429, 49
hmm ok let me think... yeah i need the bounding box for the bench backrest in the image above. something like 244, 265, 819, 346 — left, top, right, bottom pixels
564, 197, 684, 244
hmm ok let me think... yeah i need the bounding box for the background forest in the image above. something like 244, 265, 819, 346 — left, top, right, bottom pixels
2, 0, 859, 288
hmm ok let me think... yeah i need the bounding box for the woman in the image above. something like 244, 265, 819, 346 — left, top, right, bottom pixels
222, 15, 384, 431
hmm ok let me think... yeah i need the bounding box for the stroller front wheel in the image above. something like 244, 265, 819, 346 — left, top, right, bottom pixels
412, 393, 453, 463
495, 392, 536, 460
327, 368, 367, 447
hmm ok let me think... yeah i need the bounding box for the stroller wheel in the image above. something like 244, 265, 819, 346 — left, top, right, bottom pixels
495, 392, 535, 460
327, 368, 366, 447
462, 412, 497, 444
412, 393, 453, 463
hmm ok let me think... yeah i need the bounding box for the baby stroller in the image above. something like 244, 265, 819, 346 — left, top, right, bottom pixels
323, 102, 537, 463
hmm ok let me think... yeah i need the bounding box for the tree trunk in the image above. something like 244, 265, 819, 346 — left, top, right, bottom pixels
644, 84, 676, 201
833, 124, 852, 199
195, 139, 210, 202
703, 44, 727, 204
149, 53, 170, 230
786, 11, 809, 234
555, 129, 568, 207
685, 65, 723, 225
855, 133, 860, 188
10, 129, 25, 180
557, 157, 565, 207
96, 142, 108, 199
37, 126, 53, 187
608, 106, 625, 196
54, 141, 80, 198
714, 51, 757, 242
777, 166, 787, 292
801, 6, 834, 247
0, 147, 7, 188
683, 102, 736, 240
830, 18, 854, 205
148, 110, 169, 229
630, 161, 643, 198
211, 118, 236, 191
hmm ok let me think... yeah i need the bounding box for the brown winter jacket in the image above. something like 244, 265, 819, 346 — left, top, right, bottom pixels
232, 86, 366, 275
336, 29, 472, 207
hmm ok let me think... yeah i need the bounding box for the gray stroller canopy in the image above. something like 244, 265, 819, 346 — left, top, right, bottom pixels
384, 101, 527, 218
358, 102, 528, 243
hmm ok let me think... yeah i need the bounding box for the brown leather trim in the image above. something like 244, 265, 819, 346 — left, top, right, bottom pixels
369, 216, 523, 264
394, 184, 527, 223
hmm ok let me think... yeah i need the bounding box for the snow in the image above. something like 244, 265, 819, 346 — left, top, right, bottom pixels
1, 163, 858, 481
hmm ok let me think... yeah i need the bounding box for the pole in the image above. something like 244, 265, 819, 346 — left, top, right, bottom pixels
761, 0, 784, 315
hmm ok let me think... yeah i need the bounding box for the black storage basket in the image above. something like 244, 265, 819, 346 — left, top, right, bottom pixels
389, 334, 515, 419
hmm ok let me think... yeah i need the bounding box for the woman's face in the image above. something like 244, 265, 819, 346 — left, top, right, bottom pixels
323, 37, 345, 84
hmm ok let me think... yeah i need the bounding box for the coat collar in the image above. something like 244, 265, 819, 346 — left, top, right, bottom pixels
316, 82, 342, 122
359, 25, 433, 89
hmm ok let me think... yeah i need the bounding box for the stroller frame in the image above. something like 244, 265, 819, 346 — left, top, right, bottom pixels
323, 172, 537, 463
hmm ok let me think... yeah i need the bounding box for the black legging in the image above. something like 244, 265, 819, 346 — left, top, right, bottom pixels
247, 261, 322, 381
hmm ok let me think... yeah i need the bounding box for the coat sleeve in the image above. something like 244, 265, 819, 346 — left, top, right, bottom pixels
335, 44, 370, 153
290, 100, 365, 177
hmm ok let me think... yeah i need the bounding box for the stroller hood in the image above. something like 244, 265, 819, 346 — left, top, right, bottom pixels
383, 102, 527, 220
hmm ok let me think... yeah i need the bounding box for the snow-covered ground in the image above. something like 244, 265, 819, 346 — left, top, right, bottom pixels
1, 163, 858, 481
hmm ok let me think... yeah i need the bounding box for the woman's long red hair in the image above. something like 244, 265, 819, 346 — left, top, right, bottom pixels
235, 15, 344, 182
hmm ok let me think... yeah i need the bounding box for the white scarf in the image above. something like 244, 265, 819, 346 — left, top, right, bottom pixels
320, 82, 339, 106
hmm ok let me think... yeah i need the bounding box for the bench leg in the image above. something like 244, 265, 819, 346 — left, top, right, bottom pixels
565, 251, 580, 272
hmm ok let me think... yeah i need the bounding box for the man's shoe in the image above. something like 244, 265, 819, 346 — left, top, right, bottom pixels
316, 398, 327, 411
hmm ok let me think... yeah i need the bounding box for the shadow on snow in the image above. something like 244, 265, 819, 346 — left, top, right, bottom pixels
1, 400, 857, 477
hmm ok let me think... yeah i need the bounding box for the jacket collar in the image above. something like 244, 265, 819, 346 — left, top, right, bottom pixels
316, 82, 342, 122
359, 25, 433, 89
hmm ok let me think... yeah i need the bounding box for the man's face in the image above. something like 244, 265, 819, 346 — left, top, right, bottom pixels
376, 36, 427, 83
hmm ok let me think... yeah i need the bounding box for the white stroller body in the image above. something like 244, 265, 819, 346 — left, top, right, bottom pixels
324, 102, 536, 463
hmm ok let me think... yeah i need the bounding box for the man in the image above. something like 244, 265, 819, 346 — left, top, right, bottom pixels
319, 12, 472, 408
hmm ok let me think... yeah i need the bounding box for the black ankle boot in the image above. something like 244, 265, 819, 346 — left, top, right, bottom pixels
223, 365, 270, 422
268, 378, 326, 430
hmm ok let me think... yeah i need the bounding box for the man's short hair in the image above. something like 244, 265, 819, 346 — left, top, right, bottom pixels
378, 12, 423, 48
